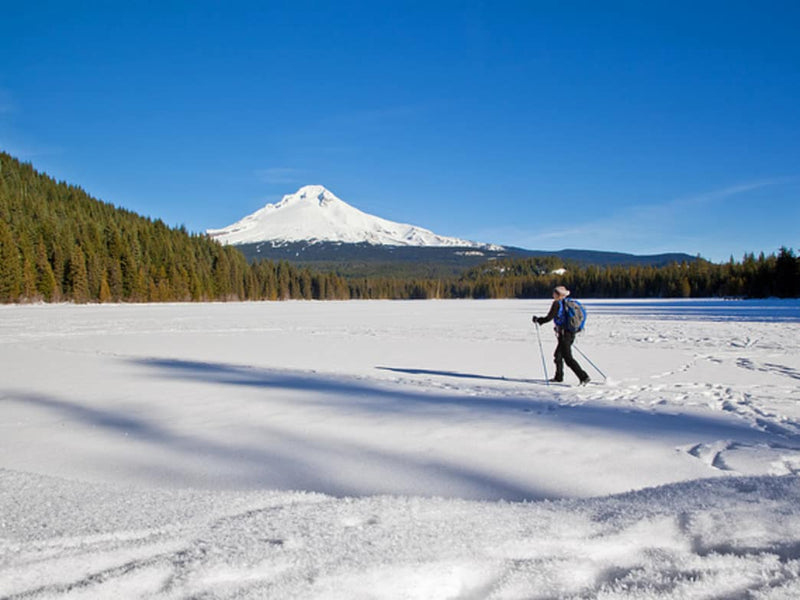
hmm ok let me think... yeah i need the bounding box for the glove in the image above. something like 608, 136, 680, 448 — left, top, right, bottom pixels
533, 316, 542, 325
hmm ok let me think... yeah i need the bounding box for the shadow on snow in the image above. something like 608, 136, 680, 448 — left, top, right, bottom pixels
376, 366, 538, 385
128, 357, 800, 443
5, 356, 800, 502
2, 388, 546, 502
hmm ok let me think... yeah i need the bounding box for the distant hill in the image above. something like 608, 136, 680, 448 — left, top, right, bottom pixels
517, 248, 699, 267
232, 240, 698, 278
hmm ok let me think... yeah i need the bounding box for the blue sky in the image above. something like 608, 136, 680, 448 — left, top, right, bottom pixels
1, 1, 798, 262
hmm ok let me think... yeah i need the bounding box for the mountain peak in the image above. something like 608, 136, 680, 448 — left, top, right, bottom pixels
285, 185, 339, 207
208, 185, 500, 250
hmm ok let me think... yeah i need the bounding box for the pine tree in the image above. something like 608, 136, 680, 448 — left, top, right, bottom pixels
0, 220, 22, 302
99, 273, 113, 303
775, 247, 800, 298
35, 239, 57, 301
67, 245, 90, 303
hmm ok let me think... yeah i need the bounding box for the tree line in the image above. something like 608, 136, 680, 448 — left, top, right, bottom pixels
449, 251, 800, 300
1, 151, 798, 303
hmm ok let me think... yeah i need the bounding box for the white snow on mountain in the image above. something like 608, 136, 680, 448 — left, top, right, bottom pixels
207, 185, 501, 249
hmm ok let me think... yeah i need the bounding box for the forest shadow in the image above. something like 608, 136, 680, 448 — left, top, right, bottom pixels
9, 354, 798, 503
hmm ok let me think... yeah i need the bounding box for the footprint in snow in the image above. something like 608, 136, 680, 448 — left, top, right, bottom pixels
681, 441, 800, 476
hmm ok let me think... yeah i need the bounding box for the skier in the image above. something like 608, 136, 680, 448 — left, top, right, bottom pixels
533, 286, 591, 385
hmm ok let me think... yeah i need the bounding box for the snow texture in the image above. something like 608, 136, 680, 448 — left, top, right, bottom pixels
2, 298, 800, 598
206, 185, 500, 248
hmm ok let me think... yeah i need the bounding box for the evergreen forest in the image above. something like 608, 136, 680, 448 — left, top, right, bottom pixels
1, 151, 798, 304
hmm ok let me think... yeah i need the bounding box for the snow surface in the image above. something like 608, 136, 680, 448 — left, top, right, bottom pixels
207, 185, 500, 248
2, 298, 800, 598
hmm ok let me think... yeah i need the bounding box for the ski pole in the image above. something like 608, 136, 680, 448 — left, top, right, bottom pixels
534, 321, 550, 386
573, 344, 607, 381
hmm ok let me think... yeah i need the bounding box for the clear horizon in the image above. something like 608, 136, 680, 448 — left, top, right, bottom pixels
1, 2, 798, 262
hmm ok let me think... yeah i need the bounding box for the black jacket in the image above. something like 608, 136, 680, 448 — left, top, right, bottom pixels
537, 299, 561, 326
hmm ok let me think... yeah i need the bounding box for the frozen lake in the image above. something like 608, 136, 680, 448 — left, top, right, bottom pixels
584, 298, 800, 322
2, 298, 799, 598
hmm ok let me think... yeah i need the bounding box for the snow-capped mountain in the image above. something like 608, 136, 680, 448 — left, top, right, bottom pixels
207, 185, 501, 249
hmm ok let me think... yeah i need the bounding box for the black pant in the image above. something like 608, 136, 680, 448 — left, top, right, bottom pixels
554, 330, 588, 381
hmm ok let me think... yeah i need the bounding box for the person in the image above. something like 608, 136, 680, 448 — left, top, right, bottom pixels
533, 286, 590, 385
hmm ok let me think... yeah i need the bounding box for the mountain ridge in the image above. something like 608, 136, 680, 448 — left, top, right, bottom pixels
232, 240, 699, 279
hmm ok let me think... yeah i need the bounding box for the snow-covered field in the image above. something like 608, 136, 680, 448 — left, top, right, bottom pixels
2, 299, 800, 599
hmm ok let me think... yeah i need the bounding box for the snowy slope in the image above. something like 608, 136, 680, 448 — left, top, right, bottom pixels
207, 185, 499, 248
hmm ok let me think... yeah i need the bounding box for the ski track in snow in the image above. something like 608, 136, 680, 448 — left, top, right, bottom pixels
2, 299, 800, 598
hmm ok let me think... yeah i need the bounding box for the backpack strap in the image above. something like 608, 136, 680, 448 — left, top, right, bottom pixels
556, 298, 565, 329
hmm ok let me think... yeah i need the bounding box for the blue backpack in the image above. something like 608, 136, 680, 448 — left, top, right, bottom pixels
556, 298, 586, 333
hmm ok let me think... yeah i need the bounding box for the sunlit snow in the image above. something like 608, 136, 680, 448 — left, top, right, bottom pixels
2, 299, 800, 598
